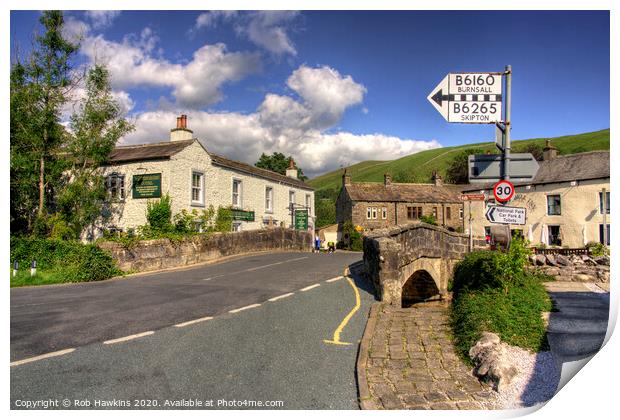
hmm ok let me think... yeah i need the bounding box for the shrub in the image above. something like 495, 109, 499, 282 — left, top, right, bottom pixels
10, 237, 121, 284
146, 194, 173, 233
214, 207, 233, 232
419, 215, 438, 226
586, 241, 609, 257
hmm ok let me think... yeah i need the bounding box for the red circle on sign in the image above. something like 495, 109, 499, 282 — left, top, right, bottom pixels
493, 180, 515, 203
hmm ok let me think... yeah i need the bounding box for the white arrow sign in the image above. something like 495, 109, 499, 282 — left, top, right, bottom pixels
485, 205, 526, 225
428, 73, 503, 124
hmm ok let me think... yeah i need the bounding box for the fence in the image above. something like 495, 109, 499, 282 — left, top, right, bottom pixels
531, 247, 589, 256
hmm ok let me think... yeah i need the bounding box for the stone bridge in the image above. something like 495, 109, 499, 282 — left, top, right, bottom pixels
363, 223, 487, 308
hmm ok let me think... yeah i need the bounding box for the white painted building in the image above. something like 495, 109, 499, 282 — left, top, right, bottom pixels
93, 115, 314, 238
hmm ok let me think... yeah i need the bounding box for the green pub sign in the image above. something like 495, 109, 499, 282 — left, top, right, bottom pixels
294, 209, 308, 230
132, 173, 162, 199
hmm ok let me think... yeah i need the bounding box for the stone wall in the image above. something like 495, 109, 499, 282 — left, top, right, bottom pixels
363, 222, 487, 306
99, 228, 313, 273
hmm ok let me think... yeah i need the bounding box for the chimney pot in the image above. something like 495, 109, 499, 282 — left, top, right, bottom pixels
543, 139, 558, 161
384, 173, 392, 186
342, 168, 351, 186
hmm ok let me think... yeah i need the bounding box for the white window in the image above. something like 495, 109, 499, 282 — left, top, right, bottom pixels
232, 221, 242, 232
289, 190, 296, 209
459, 208, 464, 220
382, 207, 387, 219
372, 207, 378, 219
191, 171, 204, 205
105, 173, 125, 200
305, 194, 312, 215
232, 179, 242, 207
367, 207, 372, 219
265, 187, 273, 213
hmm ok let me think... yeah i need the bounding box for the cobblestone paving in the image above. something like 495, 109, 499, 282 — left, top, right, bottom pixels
362, 302, 498, 409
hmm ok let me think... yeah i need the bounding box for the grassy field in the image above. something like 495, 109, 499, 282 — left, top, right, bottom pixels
309, 128, 610, 194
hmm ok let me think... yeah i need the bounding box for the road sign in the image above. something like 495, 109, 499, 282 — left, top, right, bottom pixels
468, 153, 539, 184
460, 194, 485, 201
485, 205, 526, 225
428, 73, 503, 124
493, 180, 515, 203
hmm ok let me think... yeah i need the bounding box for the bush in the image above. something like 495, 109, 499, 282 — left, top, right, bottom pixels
10, 237, 122, 285
419, 215, 438, 226
586, 241, 609, 257
146, 194, 173, 233
341, 221, 363, 251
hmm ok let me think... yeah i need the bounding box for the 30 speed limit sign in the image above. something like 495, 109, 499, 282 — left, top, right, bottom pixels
493, 180, 515, 203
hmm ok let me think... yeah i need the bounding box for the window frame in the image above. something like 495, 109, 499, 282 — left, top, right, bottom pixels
367, 207, 372, 220
305, 194, 312, 215
371, 207, 378, 219
105, 173, 125, 201
190, 170, 205, 206
232, 178, 243, 208
265, 186, 274, 213
599, 223, 610, 246
548, 225, 562, 246
546, 194, 562, 216
381, 207, 387, 220
599, 191, 610, 214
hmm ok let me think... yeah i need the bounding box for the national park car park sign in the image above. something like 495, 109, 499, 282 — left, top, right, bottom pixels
132, 173, 162, 199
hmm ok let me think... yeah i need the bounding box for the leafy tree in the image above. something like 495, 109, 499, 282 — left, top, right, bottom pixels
10, 11, 78, 233
54, 65, 134, 238
315, 199, 336, 228
255, 152, 308, 181
513, 143, 545, 161
445, 148, 485, 184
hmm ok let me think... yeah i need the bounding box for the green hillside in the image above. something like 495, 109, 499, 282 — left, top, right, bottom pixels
310, 128, 610, 195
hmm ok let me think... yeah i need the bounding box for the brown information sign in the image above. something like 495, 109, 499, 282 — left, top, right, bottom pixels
132, 173, 162, 199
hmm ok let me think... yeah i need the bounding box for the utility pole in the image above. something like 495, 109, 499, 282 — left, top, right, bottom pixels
503, 65, 512, 181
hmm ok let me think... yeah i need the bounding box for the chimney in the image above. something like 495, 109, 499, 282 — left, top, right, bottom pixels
286, 158, 298, 179
384, 173, 392, 186
342, 168, 351, 186
432, 170, 443, 186
543, 139, 558, 161
170, 114, 194, 141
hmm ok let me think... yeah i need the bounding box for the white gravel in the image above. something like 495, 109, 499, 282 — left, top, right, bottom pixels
492, 345, 561, 409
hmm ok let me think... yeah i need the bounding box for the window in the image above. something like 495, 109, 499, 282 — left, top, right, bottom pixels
382, 207, 387, 219
371, 207, 378, 219
547, 195, 561, 215
548, 225, 562, 246
305, 194, 311, 215
232, 179, 242, 207
459, 208, 464, 220
599, 191, 610, 214
432, 207, 438, 218
599, 224, 610, 245
446, 207, 452, 220
191, 171, 204, 205
407, 206, 422, 220
367, 207, 372, 219
265, 187, 273, 213
288, 190, 296, 212
105, 173, 125, 200
232, 221, 242, 232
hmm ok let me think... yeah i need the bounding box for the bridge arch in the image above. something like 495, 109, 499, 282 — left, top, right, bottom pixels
401, 269, 440, 307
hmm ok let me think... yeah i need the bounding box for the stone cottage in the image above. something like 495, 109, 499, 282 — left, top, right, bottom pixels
89, 115, 314, 239
336, 170, 465, 232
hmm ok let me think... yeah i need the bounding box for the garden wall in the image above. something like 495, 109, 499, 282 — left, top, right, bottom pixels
98, 228, 313, 273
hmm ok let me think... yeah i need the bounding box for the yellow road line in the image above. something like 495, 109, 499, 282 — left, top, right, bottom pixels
10, 348, 76, 367
323, 275, 361, 346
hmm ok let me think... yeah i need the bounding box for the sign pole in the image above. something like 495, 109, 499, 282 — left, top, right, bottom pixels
468, 201, 473, 252
503, 65, 512, 182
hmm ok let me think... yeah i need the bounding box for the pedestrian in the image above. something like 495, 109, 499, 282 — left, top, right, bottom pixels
327, 241, 335, 254
314, 235, 321, 253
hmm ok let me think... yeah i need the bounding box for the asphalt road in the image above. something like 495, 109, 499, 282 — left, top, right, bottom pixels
11, 251, 376, 409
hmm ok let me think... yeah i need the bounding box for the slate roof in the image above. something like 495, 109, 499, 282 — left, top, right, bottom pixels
462, 151, 609, 191
106, 140, 312, 190
345, 182, 464, 203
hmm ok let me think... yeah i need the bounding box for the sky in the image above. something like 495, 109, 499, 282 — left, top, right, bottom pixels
9, 10, 610, 178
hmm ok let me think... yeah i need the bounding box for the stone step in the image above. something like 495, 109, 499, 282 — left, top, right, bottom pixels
547, 332, 606, 362
547, 306, 609, 320
549, 295, 610, 311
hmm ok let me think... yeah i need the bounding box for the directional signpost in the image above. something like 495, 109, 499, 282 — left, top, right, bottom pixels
485, 205, 526, 225
468, 153, 539, 183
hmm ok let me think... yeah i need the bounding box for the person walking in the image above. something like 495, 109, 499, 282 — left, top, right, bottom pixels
314, 235, 322, 253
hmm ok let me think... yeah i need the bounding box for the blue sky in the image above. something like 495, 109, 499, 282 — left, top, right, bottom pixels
10, 10, 610, 177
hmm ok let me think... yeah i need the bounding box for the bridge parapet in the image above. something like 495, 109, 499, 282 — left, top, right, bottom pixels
363, 222, 486, 307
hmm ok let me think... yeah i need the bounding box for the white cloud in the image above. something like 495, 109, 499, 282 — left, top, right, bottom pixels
80, 33, 261, 108
192, 11, 299, 56
85, 10, 121, 29
62, 15, 90, 43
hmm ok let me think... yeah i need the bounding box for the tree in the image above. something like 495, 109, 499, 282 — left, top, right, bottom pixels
10, 11, 78, 233
445, 148, 485, 184
513, 143, 545, 161
315, 199, 337, 228
255, 152, 308, 181
54, 65, 134, 238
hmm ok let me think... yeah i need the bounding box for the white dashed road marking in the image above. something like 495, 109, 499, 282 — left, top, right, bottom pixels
174, 316, 214, 327
268, 292, 295, 302
10, 348, 76, 367
325, 276, 343, 283
300, 283, 321, 292
103, 331, 154, 345
229, 303, 262, 314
